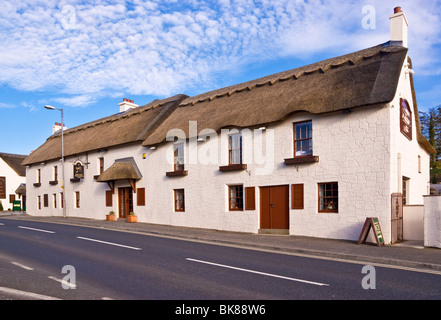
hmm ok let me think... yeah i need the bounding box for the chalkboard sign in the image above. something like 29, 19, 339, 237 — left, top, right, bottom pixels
357, 217, 384, 246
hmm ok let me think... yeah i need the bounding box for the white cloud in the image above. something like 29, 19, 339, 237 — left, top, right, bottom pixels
0, 0, 440, 105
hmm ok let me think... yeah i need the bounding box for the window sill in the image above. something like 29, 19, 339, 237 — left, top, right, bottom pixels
70, 178, 81, 183
33, 183, 41, 187
284, 155, 319, 165
49, 180, 58, 185
219, 164, 247, 172
166, 170, 188, 177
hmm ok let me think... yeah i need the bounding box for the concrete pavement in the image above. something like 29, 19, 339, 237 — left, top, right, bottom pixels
1, 213, 441, 273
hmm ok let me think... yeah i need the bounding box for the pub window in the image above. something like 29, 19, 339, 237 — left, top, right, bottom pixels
229, 185, 243, 211
99, 157, 104, 175
174, 189, 185, 212
229, 133, 242, 165
53, 166, 58, 182
37, 169, 41, 184
9, 194, 15, 204
318, 182, 338, 213
418, 155, 421, 174
294, 121, 312, 157
53, 194, 57, 208
43, 194, 49, 207
60, 192, 64, 208
174, 142, 185, 171
75, 191, 80, 208
38, 196, 41, 210
402, 177, 410, 205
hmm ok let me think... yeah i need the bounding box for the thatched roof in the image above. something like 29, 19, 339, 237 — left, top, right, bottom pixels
143, 43, 409, 146
22, 42, 434, 166
0, 152, 27, 176
22, 94, 188, 166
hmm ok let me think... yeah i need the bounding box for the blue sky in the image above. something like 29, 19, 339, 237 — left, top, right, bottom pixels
1, 0, 441, 156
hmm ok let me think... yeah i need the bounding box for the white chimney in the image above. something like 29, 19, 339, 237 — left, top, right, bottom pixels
118, 98, 138, 113
389, 6, 408, 48
52, 122, 67, 135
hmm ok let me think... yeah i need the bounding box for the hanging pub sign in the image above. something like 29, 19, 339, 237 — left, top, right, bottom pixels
73, 160, 85, 179
400, 98, 412, 140
357, 217, 384, 246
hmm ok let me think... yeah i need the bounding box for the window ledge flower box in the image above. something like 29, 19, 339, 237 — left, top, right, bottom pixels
284, 156, 319, 165
219, 164, 247, 172
166, 170, 188, 177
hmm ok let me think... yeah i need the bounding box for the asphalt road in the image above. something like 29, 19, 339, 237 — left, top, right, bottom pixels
1, 218, 440, 304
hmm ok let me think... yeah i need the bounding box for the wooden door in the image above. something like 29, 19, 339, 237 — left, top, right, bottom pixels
260, 185, 289, 230
118, 187, 133, 218
391, 193, 403, 243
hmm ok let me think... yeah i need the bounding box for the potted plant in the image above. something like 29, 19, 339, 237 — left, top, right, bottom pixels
106, 211, 116, 221
126, 211, 137, 223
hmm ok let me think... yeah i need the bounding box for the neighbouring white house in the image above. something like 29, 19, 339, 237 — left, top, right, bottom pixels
0, 152, 27, 211
22, 7, 434, 244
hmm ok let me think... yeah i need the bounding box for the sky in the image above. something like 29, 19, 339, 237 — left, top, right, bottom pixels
1, 0, 441, 156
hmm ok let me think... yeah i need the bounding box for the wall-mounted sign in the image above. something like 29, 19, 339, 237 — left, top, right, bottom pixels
73, 160, 84, 179
400, 98, 412, 140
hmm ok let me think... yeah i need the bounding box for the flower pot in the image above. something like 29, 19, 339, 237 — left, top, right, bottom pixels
106, 214, 116, 221
126, 215, 137, 223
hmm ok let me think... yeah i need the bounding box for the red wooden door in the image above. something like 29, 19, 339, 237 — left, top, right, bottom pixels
260, 185, 289, 229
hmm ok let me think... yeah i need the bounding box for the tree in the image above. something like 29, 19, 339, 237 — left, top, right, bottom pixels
419, 106, 441, 184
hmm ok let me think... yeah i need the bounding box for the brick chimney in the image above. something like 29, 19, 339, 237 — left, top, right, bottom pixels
52, 122, 67, 135
118, 98, 138, 113
389, 6, 408, 48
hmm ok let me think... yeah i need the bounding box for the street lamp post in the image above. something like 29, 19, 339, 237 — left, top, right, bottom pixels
44, 105, 66, 218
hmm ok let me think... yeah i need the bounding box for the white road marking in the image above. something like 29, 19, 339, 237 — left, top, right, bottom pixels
77, 236, 142, 250
18, 226, 55, 234
0, 223, 4, 225
11, 262, 34, 271
48, 276, 77, 289
0, 286, 60, 300
186, 258, 329, 287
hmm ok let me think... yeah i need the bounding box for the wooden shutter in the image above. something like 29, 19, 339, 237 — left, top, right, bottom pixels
105, 190, 113, 207
137, 188, 145, 206
291, 184, 304, 209
245, 187, 255, 210
0, 177, 5, 199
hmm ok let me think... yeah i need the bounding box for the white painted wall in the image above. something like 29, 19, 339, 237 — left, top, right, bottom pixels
424, 196, 441, 248
0, 158, 26, 211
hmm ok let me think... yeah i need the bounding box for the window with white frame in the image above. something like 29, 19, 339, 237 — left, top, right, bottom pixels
229, 133, 242, 165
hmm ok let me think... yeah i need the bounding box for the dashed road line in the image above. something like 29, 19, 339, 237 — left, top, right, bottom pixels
18, 226, 55, 234
186, 258, 329, 287
77, 236, 142, 250
11, 261, 34, 271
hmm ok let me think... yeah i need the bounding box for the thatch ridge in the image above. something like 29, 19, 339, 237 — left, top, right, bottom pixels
180, 44, 399, 108
22, 94, 188, 165
142, 43, 409, 147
